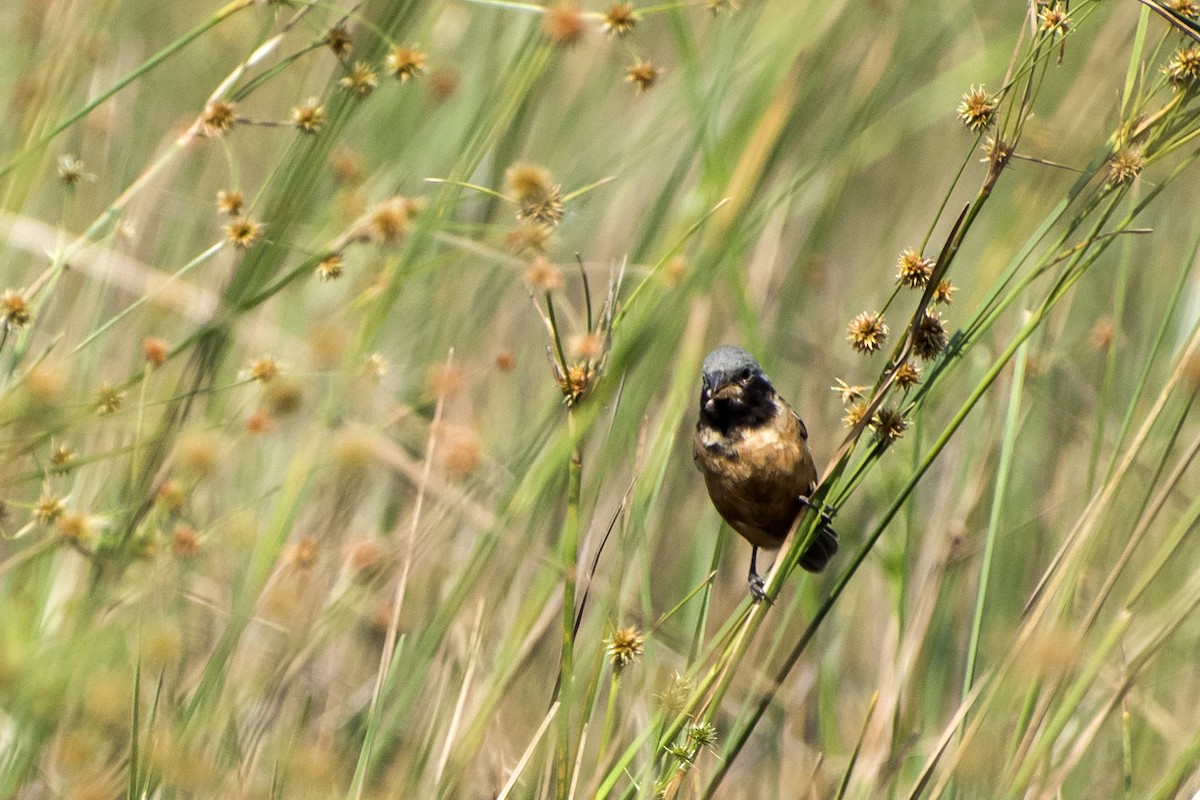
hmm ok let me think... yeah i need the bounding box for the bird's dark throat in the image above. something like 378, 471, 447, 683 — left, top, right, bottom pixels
699, 375, 777, 434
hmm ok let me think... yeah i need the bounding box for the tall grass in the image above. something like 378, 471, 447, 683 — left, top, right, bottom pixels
3, 0, 1200, 798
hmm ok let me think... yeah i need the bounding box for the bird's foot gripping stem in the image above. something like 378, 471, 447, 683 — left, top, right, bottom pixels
747, 547, 773, 604
799, 495, 838, 531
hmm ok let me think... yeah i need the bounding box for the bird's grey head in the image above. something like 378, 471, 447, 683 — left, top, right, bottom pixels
699, 346, 775, 425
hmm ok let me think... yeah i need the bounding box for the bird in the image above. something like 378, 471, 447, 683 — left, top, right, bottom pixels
693, 345, 838, 601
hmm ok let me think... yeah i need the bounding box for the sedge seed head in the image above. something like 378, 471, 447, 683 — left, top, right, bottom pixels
1107, 147, 1145, 186
687, 722, 718, 749
362, 353, 388, 383
142, 337, 169, 366
543, 2, 587, 46
842, 400, 869, 428
172, 524, 201, 558
385, 46, 426, 82
201, 101, 237, 137
894, 361, 921, 390
847, 311, 889, 354
913, 309, 948, 361
317, 253, 345, 281
524, 256, 564, 291
1165, 47, 1200, 90
831, 378, 868, 405
505, 221, 553, 255
50, 443, 76, 470
625, 60, 663, 92
602, 2, 639, 36
291, 100, 326, 134
33, 493, 65, 525
246, 356, 280, 384
1169, 0, 1199, 18
96, 384, 124, 415
933, 279, 957, 305
871, 406, 908, 444
896, 248, 933, 289
1, 289, 32, 331
216, 189, 245, 216
1039, 4, 1070, 36
324, 25, 352, 58
981, 136, 1014, 167
339, 61, 379, 98
957, 85, 997, 132
224, 217, 262, 249
606, 626, 646, 670
367, 197, 411, 243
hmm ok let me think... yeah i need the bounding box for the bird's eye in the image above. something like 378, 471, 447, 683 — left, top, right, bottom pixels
737, 367, 752, 382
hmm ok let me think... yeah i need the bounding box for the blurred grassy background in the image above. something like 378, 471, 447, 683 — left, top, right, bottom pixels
3, 0, 1200, 797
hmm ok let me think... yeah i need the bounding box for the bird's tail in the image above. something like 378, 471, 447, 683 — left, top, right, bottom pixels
798, 524, 838, 572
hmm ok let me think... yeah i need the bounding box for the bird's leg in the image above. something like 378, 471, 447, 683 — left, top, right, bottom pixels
747, 546, 771, 604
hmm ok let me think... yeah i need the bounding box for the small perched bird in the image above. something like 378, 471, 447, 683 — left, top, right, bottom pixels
694, 345, 837, 600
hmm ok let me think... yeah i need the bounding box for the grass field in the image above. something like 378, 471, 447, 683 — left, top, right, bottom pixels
3, 0, 1200, 797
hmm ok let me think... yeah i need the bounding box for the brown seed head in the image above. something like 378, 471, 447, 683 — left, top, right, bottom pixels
265, 378, 304, 416
245, 410, 273, 434
1166, 47, 1200, 89
913, 309, 948, 361
216, 189, 244, 216
957, 85, 997, 132
247, 356, 280, 383
847, 311, 889, 354
368, 197, 411, 243
142, 337, 169, 366
1169, 0, 1199, 18
626, 60, 663, 92
33, 493, 65, 525
525, 256, 565, 291
842, 400, 869, 428
429, 68, 461, 101
362, 353, 388, 383
569, 331, 606, 362
286, 537, 320, 569
331, 147, 365, 184
317, 253, 345, 281
871, 406, 908, 444
981, 136, 1013, 167
543, 2, 587, 46
933, 279, 957, 305
495, 350, 516, 371
505, 222, 553, 255
603, 2, 639, 36
386, 46, 426, 82
556, 361, 596, 404
894, 361, 921, 390
156, 480, 186, 513
324, 25, 352, 58
1, 289, 32, 330
339, 61, 379, 97
1107, 147, 1145, 186
172, 524, 201, 558
50, 443, 76, 470
1039, 4, 1070, 35
201, 101, 237, 137
173, 432, 223, 478
895, 248, 933, 289
606, 626, 645, 670
440, 427, 482, 478
427, 362, 466, 398
96, 384, 124, 415
224, 217, 263, 249
57, 510, 93, 542
291, 100, 326, 134
831, 378, 868, 405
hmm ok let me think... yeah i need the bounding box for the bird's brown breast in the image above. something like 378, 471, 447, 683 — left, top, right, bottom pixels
693, 399, 817, 549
